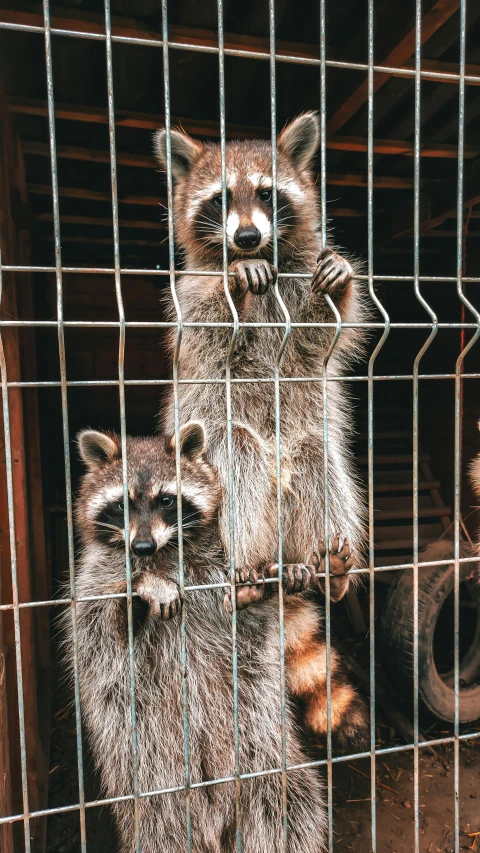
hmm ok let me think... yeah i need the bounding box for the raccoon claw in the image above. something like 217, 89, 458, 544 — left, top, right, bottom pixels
229, 260, 277, 297
282, 562, 313, 595
136, 574, 182, 621
311, 536, 355, 602
311, 247, 354, 299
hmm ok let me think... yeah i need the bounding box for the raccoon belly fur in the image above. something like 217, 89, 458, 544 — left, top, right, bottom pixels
69, 560, 328, 853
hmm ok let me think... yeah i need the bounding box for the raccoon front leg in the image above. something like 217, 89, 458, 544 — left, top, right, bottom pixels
229, 259, 277, 297
310, 246, 354, 308
282, 431, 365, 602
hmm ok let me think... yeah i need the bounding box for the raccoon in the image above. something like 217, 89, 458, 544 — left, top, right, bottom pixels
154, 112, 369, 747
67, 423, 328, 853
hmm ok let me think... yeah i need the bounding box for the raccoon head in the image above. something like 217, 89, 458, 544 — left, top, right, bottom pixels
154, 113, 320, 266
76, 422, 219, 556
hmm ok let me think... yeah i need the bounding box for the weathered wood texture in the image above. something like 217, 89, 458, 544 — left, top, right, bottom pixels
0, 85, 50, 853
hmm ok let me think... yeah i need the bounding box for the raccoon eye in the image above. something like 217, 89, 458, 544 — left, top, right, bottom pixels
160, 495, 175, 508
258, 189, 272, 203
212, 194, 224, 207
118, 501, 124, 512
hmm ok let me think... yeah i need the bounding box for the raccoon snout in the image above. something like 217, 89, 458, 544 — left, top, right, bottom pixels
131, 537, 156, 557
234, 225, 261, 250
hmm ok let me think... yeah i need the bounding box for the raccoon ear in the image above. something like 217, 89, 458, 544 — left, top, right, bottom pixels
154, 128, 202, 180
169, 421, 206, 460
77, 430, 120, 470
277, 112, 319, 171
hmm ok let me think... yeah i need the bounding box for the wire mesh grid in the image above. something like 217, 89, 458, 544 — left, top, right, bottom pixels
0, 2, 479, 853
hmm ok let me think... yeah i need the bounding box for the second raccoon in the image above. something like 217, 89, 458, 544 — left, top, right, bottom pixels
68, 422, 328, 853
155, 112, 369, 746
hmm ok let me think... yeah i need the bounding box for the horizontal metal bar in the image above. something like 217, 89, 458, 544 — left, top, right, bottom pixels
1, 729, 478, 827
1, 318, 480, 331
3, 264, 480, 284
1, 553, 478, 611
1, 19, 480, 85
5, 373, 480, 390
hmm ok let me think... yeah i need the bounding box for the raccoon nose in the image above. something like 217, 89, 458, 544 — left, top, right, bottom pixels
131, 538, 156, 557
234, 225, 261, 249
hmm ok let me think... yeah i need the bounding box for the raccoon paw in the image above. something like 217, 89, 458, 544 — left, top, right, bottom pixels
229, 260, 277, 296
311, 535, 355, 602
311, 247, 354, 300
276, 562, 313, 595
223, 563, 277, 613
223, 561, 313, 613
136, 574, 182, 621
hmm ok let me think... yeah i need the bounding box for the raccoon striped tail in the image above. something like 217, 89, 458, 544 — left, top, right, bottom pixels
284, 598, 369, 750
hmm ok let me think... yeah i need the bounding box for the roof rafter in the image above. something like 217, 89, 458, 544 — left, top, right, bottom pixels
11, 99, 478, 159
326, 0, 461, 135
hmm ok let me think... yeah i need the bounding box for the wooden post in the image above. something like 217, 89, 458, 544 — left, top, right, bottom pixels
0, 84, 50, 853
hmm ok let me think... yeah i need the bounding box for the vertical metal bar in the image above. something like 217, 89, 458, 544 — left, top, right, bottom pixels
411, 5, 438, 853
0, 316, 31, 852
454, 4, 480, 851
103, 5, 141, 850
366, 4, 391, 852
412, 9, 421, 852
268, 2, 290, 848
42, 3, 87, 849
160, 2, 193, 848
319, 3, 336, 849
216, 2, 242, 849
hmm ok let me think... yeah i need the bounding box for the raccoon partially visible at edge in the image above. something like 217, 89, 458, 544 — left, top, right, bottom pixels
66, 423, 328, 853
154, 112, 369, 746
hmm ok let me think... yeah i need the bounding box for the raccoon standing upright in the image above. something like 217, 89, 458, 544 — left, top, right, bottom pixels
67, 423, 328, 853
154, 113, 369, 745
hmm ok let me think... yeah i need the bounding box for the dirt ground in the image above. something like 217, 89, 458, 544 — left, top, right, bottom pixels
45, 590, 480, 853
46, 676, 480, 853
332, 739, 480, 853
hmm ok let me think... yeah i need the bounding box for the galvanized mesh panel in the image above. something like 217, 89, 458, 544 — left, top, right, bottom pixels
0, 3, 479, 853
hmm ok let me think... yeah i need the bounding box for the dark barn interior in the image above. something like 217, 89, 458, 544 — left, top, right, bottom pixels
1, 1, 480, 851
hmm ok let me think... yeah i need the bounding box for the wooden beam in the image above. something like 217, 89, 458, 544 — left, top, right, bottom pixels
10, 98, 480, 158
326, 0, 461, 135
23, 139, 153, 167
0, 585, 13, 853
30, 187, 368, 217
40, 235, 164, 246
329, 174, 415, 189
415, 229, 480, 237
326, 135, 477, 159
5, 2, 480, 84
28, 183, 162, 206
23, 144, 416, 188
36, 212, 164, 229
0, 85, 48, 852
389, 157, 480, 240
328, 208, 368, 218
403, 56, 480, 84
0, 3, 322, 62
8, 97, 267, 139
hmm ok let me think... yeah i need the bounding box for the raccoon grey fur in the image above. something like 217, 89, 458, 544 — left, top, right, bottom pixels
65, 423, 327, 853
154, 111, 368, 582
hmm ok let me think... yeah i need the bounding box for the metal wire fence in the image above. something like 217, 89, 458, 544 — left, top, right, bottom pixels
0, 1, 480, 853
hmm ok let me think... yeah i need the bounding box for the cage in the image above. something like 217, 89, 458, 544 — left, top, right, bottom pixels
0, 1, 480, 852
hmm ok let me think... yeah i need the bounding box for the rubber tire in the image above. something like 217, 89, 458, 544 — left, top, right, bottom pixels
380, 541, 480, 722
